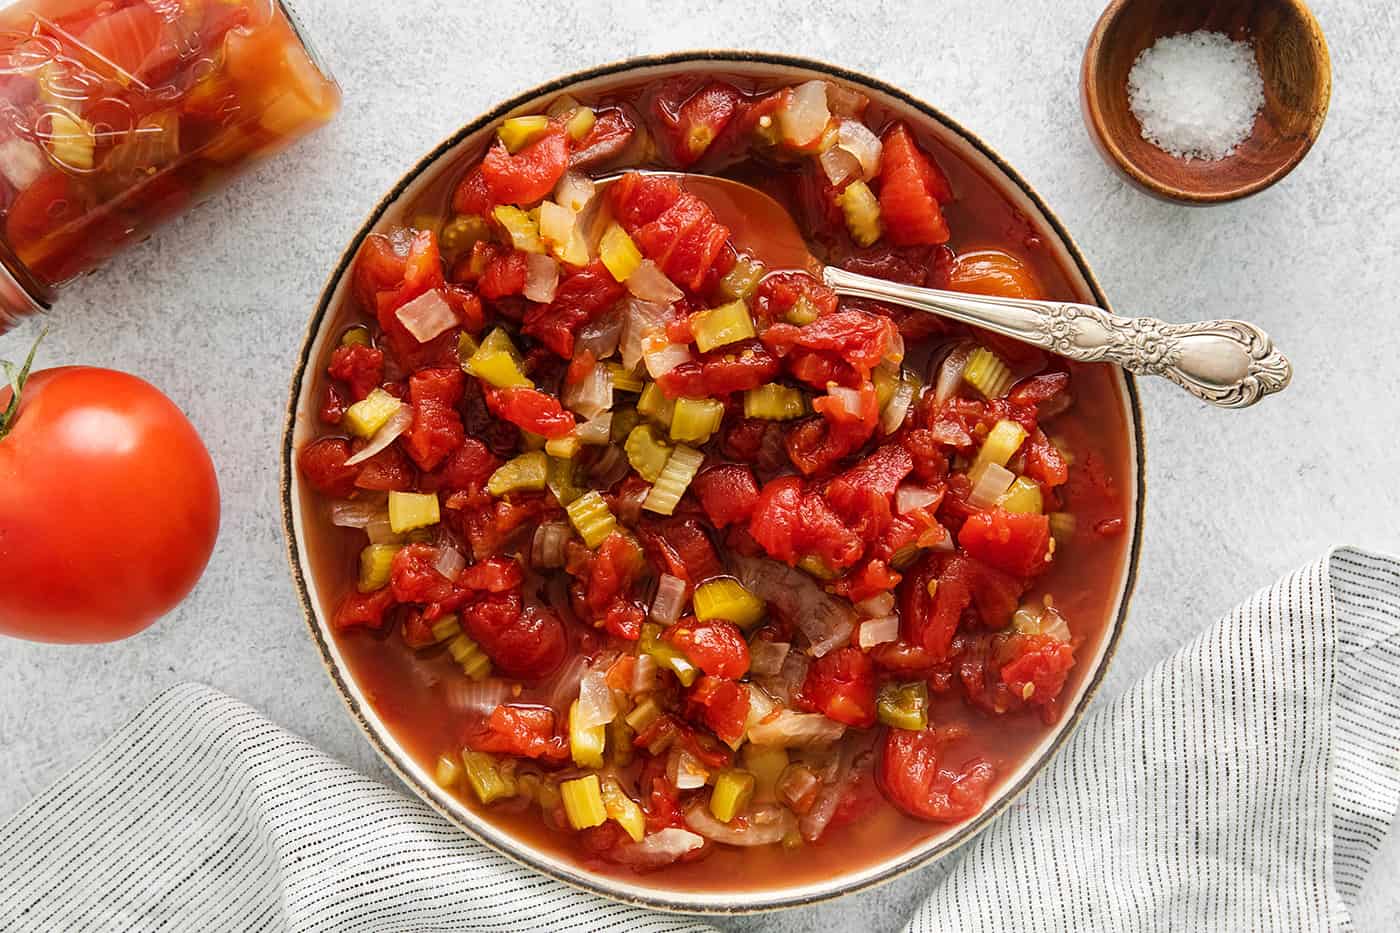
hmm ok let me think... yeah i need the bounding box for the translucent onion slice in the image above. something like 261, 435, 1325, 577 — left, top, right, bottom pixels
575, 669, 618, 729
779, 80, 830, 146
622, 298, 670, 370
933, 342, 976, 408
433, 545, 466, 581
330, 499, 385, 529
576, 411, 613, 445
616, 828, 705, 868
532, 522, 570, 568
537, 200, 576, 248
0, 137, 46, 190
824, 385, 864, 419
749, 640, 791, 677
854, 592, 896, 618
563, 362, 613, 419
644, 341, 692, 379
879, 374, 916, 435
626, 259, 683, 304
554, 170, 595, 213
667, 748, 710, 790
395, 289, 457, 343
345, 406, 413, 466
442, 678, 512, 718
588, 444, 630, 488
836, 119, 882, 178
734, 554, 855, 657
631, 653, 659, 694
857, 616, 900, 649
650, 573, 688, 624
523, 253, 560, 304
685, 802, 795, 846
799, 757, 852, 842
746, 710, 846, 747
576, 309, 623, 360
545, 653, 590, 714
819, 144, 861, 187
967, 462, 1016, 510
895, 484, 941, 514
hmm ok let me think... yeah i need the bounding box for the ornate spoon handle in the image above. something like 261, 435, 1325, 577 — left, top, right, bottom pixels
823, 266, 1291, 409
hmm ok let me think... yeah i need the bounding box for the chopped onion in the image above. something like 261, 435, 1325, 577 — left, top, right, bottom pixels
617, 828, 705, 868
614, 478, 651, 525
576, 309, 623, 360
626, 259, 683, 304
746, 710, 846, 747
895, 484, 942, 514
854, 592, 896, 618
825, 385, 863, 419
532, 522, 571, 569
644, 341, 692, 379
777, 764, 822, 811
0, 137, 46, 190
330, 499, 385, 529
538, 200, 577, 249
395, 289, 457, 343
650, 573, 688, 624
879, 375, 916, 436
884, 329, 906, 366
667, 748, 710, 790
589, 444, 630, 489
433, 545, 466, 581
779, 80, 830, 146
622, 298, 670, 370
575, 670, 618, 729
345, 406, 413, 466
819, 144, 861, 186
740, 684, 777, 741
562, 362, 613, 419
749, 640, 791, 677
632, 653, 659, 694
858, 616, 900, 649
758, 649, 809, 706
576, 412, 613, 445
442, 678, 512, 718
836, 119, 882, 178
931, 523, 955, 552
734, 555, 855, 657
825, 82, 869, 119
544, 653, 590, 714
933, 342, 975, 407
554, 170, 595, 213
366, 518, 400, 545
524, 253, 560, 304
967, 462, 1016, 510
685, 802, 795, 846
1040, 606, 1072, 643
799, 754, 853, 842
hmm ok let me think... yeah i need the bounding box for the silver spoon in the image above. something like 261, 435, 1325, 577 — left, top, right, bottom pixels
607, 172, 1292, 409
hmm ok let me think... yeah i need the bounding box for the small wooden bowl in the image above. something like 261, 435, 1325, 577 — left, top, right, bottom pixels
1081, 0, 1331, 204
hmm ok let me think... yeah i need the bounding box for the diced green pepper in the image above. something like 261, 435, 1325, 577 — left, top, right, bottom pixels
709, 769, 756, 822
876, 681, 929, 731
641, 622, 698, 687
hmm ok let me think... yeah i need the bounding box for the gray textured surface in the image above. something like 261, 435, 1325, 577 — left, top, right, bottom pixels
1, 1, 1397, 930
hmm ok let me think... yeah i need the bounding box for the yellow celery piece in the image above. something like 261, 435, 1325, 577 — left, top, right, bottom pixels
692, 579, 765, 629
741, 745, 789, 802
46, 112, 94, 170
690, 300, 757, 353
545, 433, 582, 460
357, 544, 399, 593
873, 364, 898, 411
565, 106, 596, 142
433, 753, 462, 789
607, 364, 644, 394
971, 419, 1029, 475
343, 388, 402, 440
625, 424, 672, 483
462, 750, 515, 804
456, 331, 480, 365
488, 451, 549, 498
625, 697, 662, 732
492, 205, 545, 254
441, 214, 490, 257
643, 445, 704, 516
670, 397, 725, 444
637, 382, 676, 428
340, 326, 372, 348
876, 681, 930, 731
561, 775, 608, 830
466, 328, 533, 388
430, 614, 462, 643
546, 455, 585, 506
1049, 511, 1077, 545
566, 490, 617, 549
447, 633, 492, 680
498, 114, 550, 153
569, 700, 607, 769
719, 255, 766, 301
744, 384, 805, 420
708, 769, 757, 823
998, 476, 1044, 515
600, 776, 646, 842
964, 347, 1013, 399
610, 715, 635, 767
388, 492, 440, 534
599, 223, 643, 282
838, 179, 882, 247
611, 407, 641, 443
640, 622, 698, 687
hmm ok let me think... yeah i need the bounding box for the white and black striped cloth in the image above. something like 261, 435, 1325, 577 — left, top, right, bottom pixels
2, 548, 1397, 932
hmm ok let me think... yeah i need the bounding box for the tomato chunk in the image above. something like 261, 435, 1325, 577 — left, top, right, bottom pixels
466, 705, 568, 762
481, 124, 569, 205
687, 675, 751, 745
877, 124, 951, 246
666, 619, 750, 679
799, 647, 877, 728
483, 386, 576, 439
298, 437, 361, 498
877, 727, 995, 822
958, 508, 1051, 577
464, 593, 567, 680
692, 464, 760, 529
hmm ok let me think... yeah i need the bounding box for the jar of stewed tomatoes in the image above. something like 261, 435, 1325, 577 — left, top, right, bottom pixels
0, 0, 339, 331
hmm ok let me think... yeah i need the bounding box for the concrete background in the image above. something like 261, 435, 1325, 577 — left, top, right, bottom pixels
1, 1, 1397, 929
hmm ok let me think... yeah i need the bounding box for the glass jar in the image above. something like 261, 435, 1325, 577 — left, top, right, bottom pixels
0, 0, 340, 332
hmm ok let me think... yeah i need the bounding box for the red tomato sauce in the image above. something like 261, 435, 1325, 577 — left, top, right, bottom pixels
297, 73, 1133, 892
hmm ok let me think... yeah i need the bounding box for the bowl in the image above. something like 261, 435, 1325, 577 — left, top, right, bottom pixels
1081, 0, 1331, 204
282, 52, 1146, 914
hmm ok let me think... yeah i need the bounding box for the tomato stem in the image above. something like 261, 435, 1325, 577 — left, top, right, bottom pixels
0, 327, 46, 441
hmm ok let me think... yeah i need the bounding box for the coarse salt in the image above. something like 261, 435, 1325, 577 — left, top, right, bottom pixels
1126, 30, 1265, 162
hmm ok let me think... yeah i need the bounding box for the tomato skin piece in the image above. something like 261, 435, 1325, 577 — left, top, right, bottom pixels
877, 124, 952, 247
332, 587, 396, 632
639, 519, 723, 589
464, 593, 567, 680
299, 437, 361, 498
0, 368, 220, 643
799, 647, 877, 727
692, 464, 760, 529
876, 727, 996, 822
666, 619, 750, 679
327, 344, 385, 401
478, 248, 529, 300
466, 704, 568, 762
483, 386, 576, 439
958, 508, 1051, 577
481, 125, 569, 205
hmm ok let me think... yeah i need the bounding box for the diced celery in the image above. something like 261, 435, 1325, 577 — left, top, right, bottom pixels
611, 407, 641, 442
560, 775, 608, 830
670, 397, 725, 444
625, 424, 672, 483
643, 445, 704, 516
340, 326, 371, 348
876, 681, 929, 731
964, 347, 1013, 399
545, 433, 582, 460
889, 544, 920, 570
565, 106, 596, 142
569, 700, 606, 769
447, 633, 492, 680
640, 623, 698, 687
357, 544, 399, 593
488, 451, 549, 497
637, 382, 676, 428
873, 364, 898, 410
719, 255, 766, 301
998, 476, 1044, 514
797, 554, 837, 581
498, 114, 550, 153
462, 750, 516, 804
600, 776, 646, 842
741, 744, 789, 803
626, 698, 662, 733
599, 223, 643, 282
708, 769, 756, 823
609, 715, 635, 768
691, 300, 756, 353
566, 490, 617, 549
434, 753, 462, 789
546, 455, 585, 505
971, 419, 1029, 475
785, 296, 820, 325
430, 614, 462, 642
693, 579, 765, 629
440, 214, 490, 258
388, 491, 440, 533
744, 384, 805, 420
838, 179, 882, 247
343, 388, 402, 439
607, 364, 644, 394
492, 205, 545, 254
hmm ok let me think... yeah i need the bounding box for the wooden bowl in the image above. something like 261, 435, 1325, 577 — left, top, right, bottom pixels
1081, 0, 1331, 204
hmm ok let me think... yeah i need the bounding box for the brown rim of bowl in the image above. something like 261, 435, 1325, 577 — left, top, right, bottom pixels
280, 49, 1147, 915
1080, 0, 1333, 204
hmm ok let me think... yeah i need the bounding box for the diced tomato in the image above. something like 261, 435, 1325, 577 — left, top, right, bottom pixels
353, 234, 408, 311
451, 164, 494, 216
748, 475, 863, 570
298, 437, 361, 498
958, 508, 1051, 577
331, 587, 396, 632
463, 592, 567, 680
432, 439, 501, 493
403, 367, 465, 472
569, 106, 636, 169
654, 80, 743, 165
585, 531, 646, 613
639, 519, 723, 588
686, 675, 750, 745
466, 704, 568, 762
608, 171, 681, 229
328, 344, 386, 401
481, 124, 569, 205
764, 309, 895, 378
483, 386, 576, 439
692, 465, 760, 529
478, 249, 529, 300
877, 124, 952, 246
826, 443, 913, 520
999, 634, 1076, 713
1022, 429, 1070, 489
522, 259, 626, 357
460, 556, 524, 593
751, 271, 839, 327
833, 559, 902, 604
390, 543, 458, 605
602, 599, 646, 641
320, 384, 347, 425
799, 647, 876, 728
666, 619, 750, 679
876, 727, 995, 822
699, 340, 780, 396
353, 443, 416, 492
900, 554, 968, 661
613, 172, 730, 291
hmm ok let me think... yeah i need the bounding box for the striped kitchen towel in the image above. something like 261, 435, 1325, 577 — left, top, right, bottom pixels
1, 547, 1397, 932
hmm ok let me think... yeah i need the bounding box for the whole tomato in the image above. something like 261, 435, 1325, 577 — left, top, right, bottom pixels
0, 348, 220, 643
